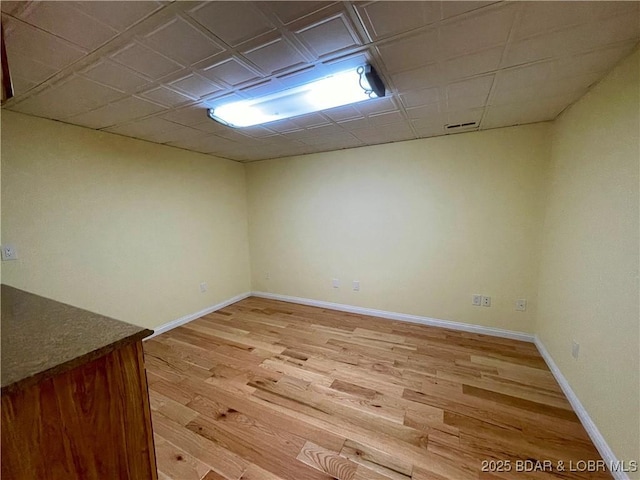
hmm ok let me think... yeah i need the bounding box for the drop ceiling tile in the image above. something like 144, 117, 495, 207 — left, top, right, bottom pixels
355, 96, 398, 116
191, 119, 230, 134
447, 93, 489, 112
10, 76, 127, 119
160, 105, 209, 126
200, 57, 262, 86
366, 110, 405, 126
262, 119, 304, 134
72, 1, 163, 32
321, 51, 371, 74
504, 14, 640, 68
377, 29, 439, 74
495, 61, 558, 92
81, 60, 150, 93
169, 73, 222, 99
3, 51, 58, 94
391, 63, 442, 92
446, 108, 484, 126
275, 64, 325, 89
239, 79, 288, 98
17, 2, 118, 51
572, 13, 640, 56
441, 1, 497, 20
295, 13, 361, 58
142, 17, 224, 66
356, 1, 440, 41
336, 116, 370, 131
215, 129, 256, 143
104, 117, 181, 139
244, 37, 307, 75
4, 16, 86, 73
513, 2, 592, 41
307, 123, 351, 136
447, 74, 494, 100
411, 118, 445, 137
406, 102, 441, 120
492, 72, 601, 106
400, 87, 440, 109
111, 42, 183, 80
142, 124, 205, 144
169, 133, 238, 154
291, 113, 332, 129
9, 76, 37, 97
483, 96, 572, 129
439, 4, 517, 59
140, 86, 193, 107
323, 105, 364, 123
238, 125, 278, 139
66, 96, 166, 129
265, 1, 335, 25
513, 1, 638, 41
187, 1, 276, 47
441, 47, 503, 81
1, 1, 27, 15
351, 122, 414, 143
297, 130, 359, 146
554, 42, 639, 80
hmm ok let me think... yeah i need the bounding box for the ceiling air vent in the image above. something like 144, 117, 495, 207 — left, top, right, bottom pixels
445, 121, 477, 132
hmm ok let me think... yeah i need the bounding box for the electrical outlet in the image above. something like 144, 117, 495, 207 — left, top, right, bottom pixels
199, 282, 208, 293
481, 296, 491, 307
572, 341, 580, 359
265, 272, 270, 280
515, 299, 527, 311
353, 280, 360, 291
1, 244, 18, 261
472, 294, 482, 306
332, 278, 340, 288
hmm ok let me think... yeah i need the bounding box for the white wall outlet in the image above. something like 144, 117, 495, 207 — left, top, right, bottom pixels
199, 282, 208, 293
481, 296, 491, 307
515, 299, 527, 311
472, 294, 482, 306
1, 244, 18, 261
265, 272, 270, 280
353, 280, 360, 291
332, 278, 340, 288
572, 341, 580, 359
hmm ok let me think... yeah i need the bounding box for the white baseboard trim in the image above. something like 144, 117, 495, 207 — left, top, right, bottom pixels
251, 291, 535, 343
534, 336, 627, 480
146, 291, 251, 340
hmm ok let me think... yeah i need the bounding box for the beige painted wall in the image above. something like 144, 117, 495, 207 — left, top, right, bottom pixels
537, 50, 640, 464
246, 124, 551, 333
1, 110, 251, 330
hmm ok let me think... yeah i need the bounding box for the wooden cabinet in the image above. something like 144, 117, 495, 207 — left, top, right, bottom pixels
1, 286, 157, 479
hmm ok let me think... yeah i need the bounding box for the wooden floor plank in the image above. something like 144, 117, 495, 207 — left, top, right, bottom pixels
144, 297, 612, 480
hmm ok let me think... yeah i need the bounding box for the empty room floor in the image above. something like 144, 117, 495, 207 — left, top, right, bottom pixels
143, 297, 610, 480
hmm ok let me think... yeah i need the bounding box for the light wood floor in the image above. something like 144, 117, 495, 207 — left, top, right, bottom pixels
143, 297, 610, 480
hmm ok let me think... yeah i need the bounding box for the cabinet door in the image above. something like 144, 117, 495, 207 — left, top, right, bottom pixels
2, 341, 158, 480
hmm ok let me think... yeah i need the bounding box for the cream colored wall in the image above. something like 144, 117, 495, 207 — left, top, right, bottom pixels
537, 50, 640, 464
246, 124, 551, 333
1, 110, 251, 330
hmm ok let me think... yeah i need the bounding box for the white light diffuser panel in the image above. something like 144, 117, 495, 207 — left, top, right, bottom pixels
208, 67, 379, 128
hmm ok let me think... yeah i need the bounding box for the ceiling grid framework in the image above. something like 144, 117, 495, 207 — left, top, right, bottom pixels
1, 0, 638, 162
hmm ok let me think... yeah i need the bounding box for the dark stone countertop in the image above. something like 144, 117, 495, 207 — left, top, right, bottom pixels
1, 285, 153, 394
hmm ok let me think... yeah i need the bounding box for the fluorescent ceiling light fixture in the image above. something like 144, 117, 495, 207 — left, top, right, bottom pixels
207, 64, 385, 128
